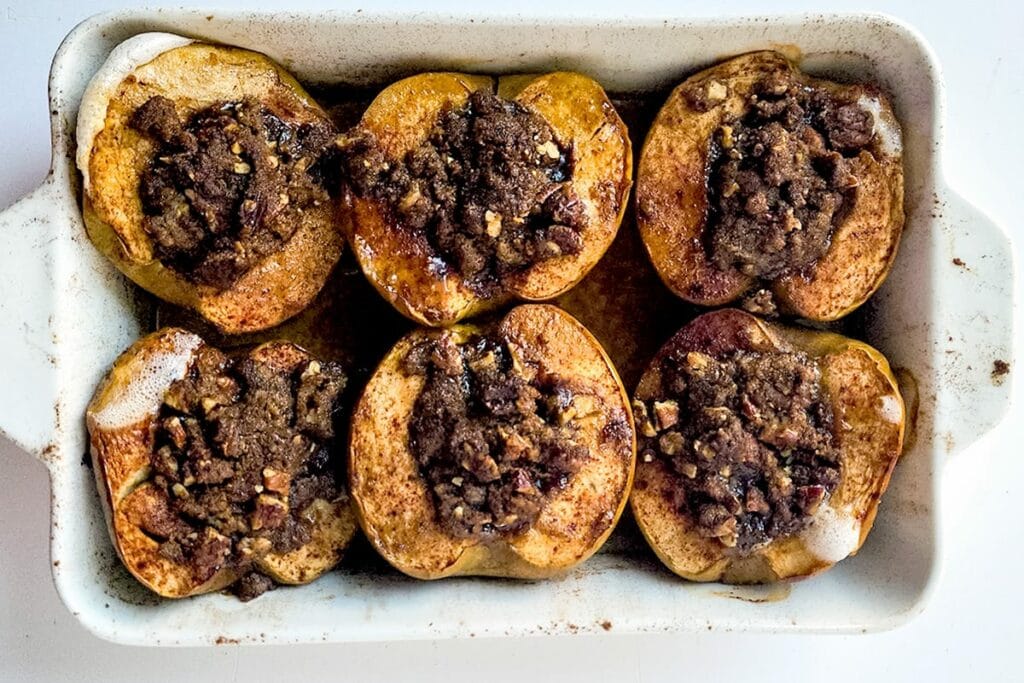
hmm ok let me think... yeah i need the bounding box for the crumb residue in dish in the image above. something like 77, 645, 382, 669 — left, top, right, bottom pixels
992, 359, 1010, 385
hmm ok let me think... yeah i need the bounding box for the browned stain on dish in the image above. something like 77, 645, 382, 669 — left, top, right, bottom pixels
40, 442, 58, 465
557, 94, 694, 389
886, 496, 929, 517
943, 431, 956, 454
768, 43, 803, 63
713, 582, 792, 603
155, 253, 411, 388
894, 367, 920, 454
556, 215, 693, 389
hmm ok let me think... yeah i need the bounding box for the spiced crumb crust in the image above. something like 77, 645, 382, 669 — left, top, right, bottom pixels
635, 347, 840, 552
699, 72, 877, 280
131, 95, 336, 289
403, 330, 590, 539
339, 89, 586, 296
138, 345, 347, 600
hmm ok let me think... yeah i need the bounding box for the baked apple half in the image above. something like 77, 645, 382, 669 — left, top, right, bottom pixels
349, 304, 636, 579
77, 33, 343, 333
86, 328, 357, 599
636, 51, 904, 320
630, 309, 904, 582
338, 72, 632, 326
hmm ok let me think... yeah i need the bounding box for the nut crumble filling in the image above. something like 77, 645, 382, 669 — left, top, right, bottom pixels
635, 347, 840, 552
689, 73, 877, 280
129, 345, 347, 601
130, 95, 336, 289
340, 89, 587, 295
403, 331, 591, 539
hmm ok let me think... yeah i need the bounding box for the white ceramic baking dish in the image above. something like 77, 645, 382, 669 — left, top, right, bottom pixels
0, 9, 1013, 645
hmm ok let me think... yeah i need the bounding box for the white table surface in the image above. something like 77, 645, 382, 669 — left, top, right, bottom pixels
1, 0, 1020, 680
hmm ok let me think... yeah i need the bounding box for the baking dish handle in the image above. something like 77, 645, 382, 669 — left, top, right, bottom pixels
935, 183, 1015, 458
0, 182, 60, 460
